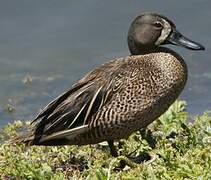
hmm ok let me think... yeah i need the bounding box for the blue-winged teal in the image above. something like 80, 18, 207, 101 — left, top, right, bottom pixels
15, 13, 205, 157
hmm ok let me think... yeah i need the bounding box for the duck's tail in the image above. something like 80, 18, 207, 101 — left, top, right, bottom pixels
10, 131, 37, 146
10, 124, 89, 146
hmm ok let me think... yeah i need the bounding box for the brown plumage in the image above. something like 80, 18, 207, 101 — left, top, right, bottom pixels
13, 13, 204, 157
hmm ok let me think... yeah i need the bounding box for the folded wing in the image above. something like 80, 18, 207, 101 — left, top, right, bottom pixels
29, 59, 125, 145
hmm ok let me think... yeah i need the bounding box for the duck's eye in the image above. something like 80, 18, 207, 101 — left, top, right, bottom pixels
154, 22, 163, 29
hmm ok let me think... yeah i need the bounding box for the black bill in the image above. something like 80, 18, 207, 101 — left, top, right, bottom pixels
167, 29, 205, 50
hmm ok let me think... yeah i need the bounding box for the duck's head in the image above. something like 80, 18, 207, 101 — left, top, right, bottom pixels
128, 13, 205, 55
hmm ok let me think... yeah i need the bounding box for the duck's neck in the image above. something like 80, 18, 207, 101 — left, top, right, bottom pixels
128, 36, 164, 55
127, 36, 187, 74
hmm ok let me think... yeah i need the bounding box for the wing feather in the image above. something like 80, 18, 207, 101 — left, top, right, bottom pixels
39, 125, 89, 142
32, 81, 90, 123
83, 86, 103, 125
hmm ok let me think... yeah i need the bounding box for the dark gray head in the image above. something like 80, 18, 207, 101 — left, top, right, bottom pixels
128, 13, 205, 55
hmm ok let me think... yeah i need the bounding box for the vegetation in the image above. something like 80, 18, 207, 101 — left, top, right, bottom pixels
0, 100, 211, 179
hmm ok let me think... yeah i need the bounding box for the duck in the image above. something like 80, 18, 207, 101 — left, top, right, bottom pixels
14, 13, 205, 157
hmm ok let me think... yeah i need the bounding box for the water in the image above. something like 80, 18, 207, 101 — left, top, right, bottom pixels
0, 0, 210, 127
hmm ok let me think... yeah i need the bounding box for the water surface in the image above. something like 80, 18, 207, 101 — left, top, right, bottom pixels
0, 0, 210, 127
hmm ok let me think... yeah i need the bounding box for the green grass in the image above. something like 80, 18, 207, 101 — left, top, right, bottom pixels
0, 100, 211, 179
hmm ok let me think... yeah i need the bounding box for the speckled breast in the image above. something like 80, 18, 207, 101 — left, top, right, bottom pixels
76, 51, 187, 144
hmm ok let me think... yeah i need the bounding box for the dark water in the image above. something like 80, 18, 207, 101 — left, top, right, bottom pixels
0, 0, 210, 127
